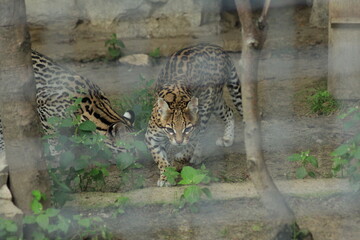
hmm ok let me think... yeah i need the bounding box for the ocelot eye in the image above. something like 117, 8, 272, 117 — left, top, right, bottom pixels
183, 126, 193, 134
166, 127, 175, 135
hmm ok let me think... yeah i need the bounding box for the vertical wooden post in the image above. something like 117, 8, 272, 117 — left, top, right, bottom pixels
0, 0, 50, 212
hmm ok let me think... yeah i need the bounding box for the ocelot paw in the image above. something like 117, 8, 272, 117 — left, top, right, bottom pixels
189, 154, 203, 165
216, 137, 234, 147
157, 179, 173, 187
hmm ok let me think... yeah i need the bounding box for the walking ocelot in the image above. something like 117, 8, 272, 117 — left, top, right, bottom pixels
145, 43, 243, 187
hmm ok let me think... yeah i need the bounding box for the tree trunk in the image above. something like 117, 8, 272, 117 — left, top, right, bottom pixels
0, 0, 50, 212
235, 0, 313, 239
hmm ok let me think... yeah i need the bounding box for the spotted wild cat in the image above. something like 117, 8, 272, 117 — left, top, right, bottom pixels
145, 44, 243, 187
0, 50, 135, 155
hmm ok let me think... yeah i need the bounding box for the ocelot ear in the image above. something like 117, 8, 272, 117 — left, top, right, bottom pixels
187, 97, 198, 113
157, 98, 170, 119
123, 110, 135, 125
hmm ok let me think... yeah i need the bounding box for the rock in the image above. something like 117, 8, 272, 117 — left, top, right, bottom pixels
0, 185, 12, 200
119, 54, 151, 66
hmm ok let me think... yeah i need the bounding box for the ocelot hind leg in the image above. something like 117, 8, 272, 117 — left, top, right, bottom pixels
214, 98, 235, 147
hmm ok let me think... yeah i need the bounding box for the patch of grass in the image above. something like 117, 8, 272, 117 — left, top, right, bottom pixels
105, 33, 125, 61
308, 89, 338, 115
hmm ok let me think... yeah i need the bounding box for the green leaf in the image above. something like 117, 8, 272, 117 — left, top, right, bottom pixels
149, 47, 160, 58
180, 166, 198, 184
332, 144, 350, 156
117, 153, 135, 170
31, 200, 43, 214
115, 39, 126, 48
45, 208, 60, 217
201, 187, 212, 199
79, 120, 97, 132
354, 147, 360, 159
163, 167, 179, 185
308, 171, 316, 178
183, 185, 202, 204
32, 190, 42, 201
74, 156, 89, 171
5, 221, 17, 232
23, 215, 36, 224
133, 140, 148, 153
77, 218, 91, 228
295, 166, 308, 179
306, 155, 318, 168
36, 214, 49, 230
60, 151, 75, 168
59, 118, 74, 128
287, 154, 301, 162
57, 215, 70, 233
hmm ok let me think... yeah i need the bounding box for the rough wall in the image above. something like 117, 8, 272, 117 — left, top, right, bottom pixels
26, 0, 242, 59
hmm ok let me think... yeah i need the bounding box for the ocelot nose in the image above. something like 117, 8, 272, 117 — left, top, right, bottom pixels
175, 137, 183, 145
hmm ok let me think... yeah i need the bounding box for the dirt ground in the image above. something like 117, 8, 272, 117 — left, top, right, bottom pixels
61, 4, 359, 240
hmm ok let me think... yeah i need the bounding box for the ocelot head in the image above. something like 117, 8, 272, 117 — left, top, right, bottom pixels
157, 97, 198, 146
103, 110, 136, 152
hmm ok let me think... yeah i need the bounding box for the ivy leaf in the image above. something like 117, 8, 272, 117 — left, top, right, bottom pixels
354, 148, 360, 159
77, 218, 91, 228
201, 187, 212, 199
117, 153, 135, 170
78, 120, 97, 132
5, 221, 18, 232
36, 214, 49, 230
183, 186, 202, 204
331, 144, 350, 157
307, 155, 318, 168
45, 208, 60, 217
32, 190, 43, 201
287, 154, 301, 162
133, 140, 148, 153
31, 200, 43, 214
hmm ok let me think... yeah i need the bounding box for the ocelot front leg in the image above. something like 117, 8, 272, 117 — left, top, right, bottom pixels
145, 131, 172, 187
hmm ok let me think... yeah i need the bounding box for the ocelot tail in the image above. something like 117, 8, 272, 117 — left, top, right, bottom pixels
145, 43, 243, 187
0, 50, 135, 155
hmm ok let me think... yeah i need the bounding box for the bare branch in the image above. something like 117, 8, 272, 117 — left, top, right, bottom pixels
258, 0, 271, 29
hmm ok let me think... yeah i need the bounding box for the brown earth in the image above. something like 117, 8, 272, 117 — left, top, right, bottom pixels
60, 4, 359, 240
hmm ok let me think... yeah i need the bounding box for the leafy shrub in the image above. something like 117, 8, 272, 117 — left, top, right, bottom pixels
23, 190, 112, 240
165, 165, 215, 212
308, 90, 338, 115
44, 97, 146, 206
331, 106, 360, 190
0, 218, 18, 240
105, 33, 125, 61
287, 150, 319, 179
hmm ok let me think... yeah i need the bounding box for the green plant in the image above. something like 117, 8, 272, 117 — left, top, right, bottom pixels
331, 106, 360, 190
24, 190, 112, 240
105, 33, 125, 60
44, 97, 145, 206
148, 47, 161, 58
308, 89, 338, 115
113, 74, 155, 131
287, 151, 319, 179
0, 218, 18, 240
165, 165, 214, 212
112, 196, 130, 217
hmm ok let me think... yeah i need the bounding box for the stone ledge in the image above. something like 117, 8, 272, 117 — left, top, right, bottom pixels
66, 178, 352, 208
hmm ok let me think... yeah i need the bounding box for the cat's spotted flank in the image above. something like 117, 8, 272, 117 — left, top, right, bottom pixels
145, 44, 243, 187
